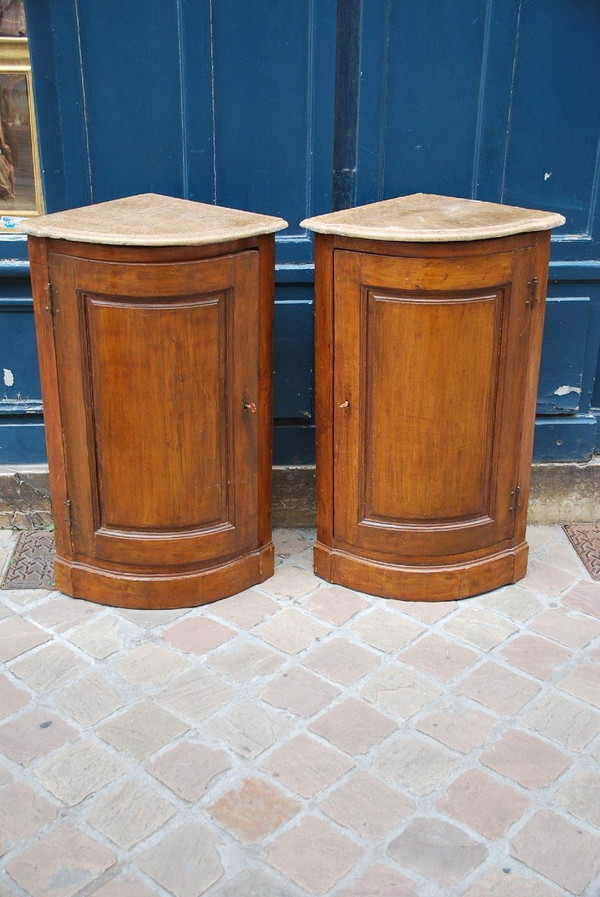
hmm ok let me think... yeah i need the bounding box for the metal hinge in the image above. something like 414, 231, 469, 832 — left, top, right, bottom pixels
526, 276, 539, 310
509, 485, 521, 513
45, 282, 56, 315
64, 499, 72, 525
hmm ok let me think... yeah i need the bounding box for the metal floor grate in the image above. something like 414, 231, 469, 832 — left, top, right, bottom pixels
2, 531, 56, 589
564, 524, 600, 581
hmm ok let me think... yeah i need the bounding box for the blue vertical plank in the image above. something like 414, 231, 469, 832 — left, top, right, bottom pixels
75, 0, 185, 202
502, 0, 600, 259
371, 0, 490, 200
179, 0, 215, 203
211, 0, 336, 265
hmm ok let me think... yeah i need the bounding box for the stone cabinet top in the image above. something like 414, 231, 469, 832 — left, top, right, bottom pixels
300, 193, 565, 242
20, 193, 288, 246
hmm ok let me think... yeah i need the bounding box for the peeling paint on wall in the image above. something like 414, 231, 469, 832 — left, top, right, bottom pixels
553, 385, 582, 396
3, 368, 14, 388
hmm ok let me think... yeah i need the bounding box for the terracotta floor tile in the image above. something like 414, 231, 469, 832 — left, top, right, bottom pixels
210, 777, 300, 842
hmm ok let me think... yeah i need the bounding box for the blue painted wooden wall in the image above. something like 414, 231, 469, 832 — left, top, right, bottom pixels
1, 0, 598, 466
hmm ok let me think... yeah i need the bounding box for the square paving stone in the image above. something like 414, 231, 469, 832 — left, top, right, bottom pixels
303, 586, 370, 625
147, 740, 230, 802
210, 777, 300, 842
212, 868, 303, 897
208, 589, 278, 628
481, 729, 571, 789
260, 666, 340, 717
136, 823, 223, 897
266, 816, 363, 895
302, 637, 380, 685
442, 607, 518, 651
360, 665, 442, 719
0, 616, 49, 662
91, 876, 159, 897
556, 768, 600, 828
320, 770, 414, 838
373, 735, 460, 796
0, 710, 75, 766
350, 608, 423, 652
500, 634, 571, 680
478, 585, 543, 623
520, 560, 578, 597
510, 810, 600, 895
256, 607, 331, 654
10, 642, 89, 693
0, 781, 56, 856
462, 868, 564, 896
523, 692, 600, 750
155, 668, 235, 722
261, 732, 354, 798
6, 824, 116, 897
163, 616, 236, 654
562, 580, 600, 618
34, 739, 127, 806
115, 644, 191, 684
206, 642, 282, 681
0, 673, 28, 720
56, 673, 125, 726
529, 606, 600, 649
259, 563, 321, 600
557, 662, 600, 708
67, 615, 125, 659
437, 769, 530, 838
416, 705, 496, 754
28, 596, 100, 633
97, 701, 189, 760
388, 817, 487, 887
457, 661, 540, 713
87, 779, 176, 849
398, 633, 478, 682
336, 864, 418, 897
309, 697, 396, 755
206, 703, 289, 758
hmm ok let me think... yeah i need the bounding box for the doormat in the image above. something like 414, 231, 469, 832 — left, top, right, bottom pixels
564, 524, 600, 581
2, 531, 56, 589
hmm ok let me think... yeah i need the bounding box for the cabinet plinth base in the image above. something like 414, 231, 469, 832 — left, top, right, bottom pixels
313, 542, 528, 602
54, 543, 274, 609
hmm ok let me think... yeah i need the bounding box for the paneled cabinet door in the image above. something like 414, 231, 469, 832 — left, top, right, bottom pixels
47, 250, 260, 569
332, 246, 535, 562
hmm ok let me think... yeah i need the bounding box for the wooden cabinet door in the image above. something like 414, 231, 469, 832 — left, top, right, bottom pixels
48, 250, 260, 568
333, 247, 535, 560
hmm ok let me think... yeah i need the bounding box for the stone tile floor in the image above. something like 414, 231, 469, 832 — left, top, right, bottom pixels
0, 525, 599, 896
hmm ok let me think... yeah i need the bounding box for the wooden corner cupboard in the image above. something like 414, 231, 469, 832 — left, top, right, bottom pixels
301, 193, 565, 602
22, 193, 287, 608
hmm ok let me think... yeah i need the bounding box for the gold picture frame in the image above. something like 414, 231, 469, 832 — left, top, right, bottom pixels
0, 36, 43, 223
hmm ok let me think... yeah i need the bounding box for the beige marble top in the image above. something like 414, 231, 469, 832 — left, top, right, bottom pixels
301, 193, 565, 242
20, 193, 288, 246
